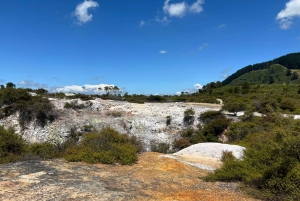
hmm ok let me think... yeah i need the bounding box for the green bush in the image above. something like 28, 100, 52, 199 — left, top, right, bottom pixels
0, 87, 57, 128
64, 101, 86, 109
206, 114, 300, 200
166, 116, 171, 126
27, 142, 59, 159
221, 151, 235, 162
150, 142, 170, 154
63, 127, 140, 165
173, 138, 191, 151
0, 126, 26, 164
183, 108, 195, 126
279, 99, 296, 112
199, 110, 222, 124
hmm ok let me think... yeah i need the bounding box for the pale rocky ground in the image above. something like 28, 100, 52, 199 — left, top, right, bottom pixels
0, 98, 221, 151
0, 153, 258, 201
0, 99, 257, 200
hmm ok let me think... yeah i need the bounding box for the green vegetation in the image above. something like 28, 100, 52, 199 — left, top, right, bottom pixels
0, 125, 141, 165
63, 127, 141, 165
222, 52, 300, 85
183, 108, 195, 126
64, 100, 93, 110
228, 64, 300, 86
0, 84, 57, 128
150, 141, 171, 154
205, 113, 300, 200
0, 126, 64, 163
0, 126, 26, 163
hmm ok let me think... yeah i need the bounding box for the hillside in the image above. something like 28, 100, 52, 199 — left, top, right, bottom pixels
222, 52, 300, 85
228, 64, 300, 86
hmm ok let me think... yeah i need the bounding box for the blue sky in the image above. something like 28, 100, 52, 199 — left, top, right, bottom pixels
1, 0, 300, 94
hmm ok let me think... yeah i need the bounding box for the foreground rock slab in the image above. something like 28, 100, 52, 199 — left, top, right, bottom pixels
0, 153, 258, 201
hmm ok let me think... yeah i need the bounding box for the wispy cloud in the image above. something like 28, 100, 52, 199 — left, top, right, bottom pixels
18, 80, 47, 89
276, 0, 300, 29
0, 79, 5, 83
220, 69, 231, 79
189, 0, 204, 13
217, 24, 226, 29
163, 0, 204, 18
160, 50, 167, 54
74, 0, 99, 25
199, 43, 208, 50
140, 20, 145, 27
155, 16, 171, 25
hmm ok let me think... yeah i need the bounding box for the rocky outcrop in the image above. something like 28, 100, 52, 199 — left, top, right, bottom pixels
0, 98, 221, 150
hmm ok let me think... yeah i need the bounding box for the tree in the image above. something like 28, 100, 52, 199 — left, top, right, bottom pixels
6, 82, 16, 88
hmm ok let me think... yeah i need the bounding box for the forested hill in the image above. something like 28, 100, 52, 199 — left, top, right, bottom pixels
222, 52, 300, 85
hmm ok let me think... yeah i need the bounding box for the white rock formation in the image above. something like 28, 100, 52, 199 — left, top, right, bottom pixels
0, 98, 221, 150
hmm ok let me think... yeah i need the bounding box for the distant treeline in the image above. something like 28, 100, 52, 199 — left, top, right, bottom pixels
222, 52, 300, 85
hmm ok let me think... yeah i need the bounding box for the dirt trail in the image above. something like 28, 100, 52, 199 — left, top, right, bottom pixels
0, 152, 258, 201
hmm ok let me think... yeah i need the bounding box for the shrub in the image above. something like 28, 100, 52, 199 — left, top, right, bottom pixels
201, 116, 231, 142
166, 116, 171, 126
64, 101, 85, 109
27, 142, 59, 159
150, 142, 170, 154
199, 110, 222, 124
279, 99, 296, 112
0, 126, 26, 164
83, 124, 93, 132
221, 151, 235, 162
173, 138, 191, 151
63, 127, 140, 165
206, 114, 300, 200
105, 110, 123, 117
183, 108, 195, 126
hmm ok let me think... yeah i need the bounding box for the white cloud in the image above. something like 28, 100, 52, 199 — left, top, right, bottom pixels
55, 84, 121, 94
199, 43, 208, 50
276, 0, 300, 29
74, 0, 99, 25
163, 0, 187, 17
163, 0, 204, 18
194, 83, 203, 89
160, 50, 167, 54
189, 0, 204, 13
140, 20, 145, 27
18, 80, 47, 89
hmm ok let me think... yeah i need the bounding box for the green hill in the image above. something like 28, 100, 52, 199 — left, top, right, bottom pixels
228, 64, 300, 86
222, 52, 300, 85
